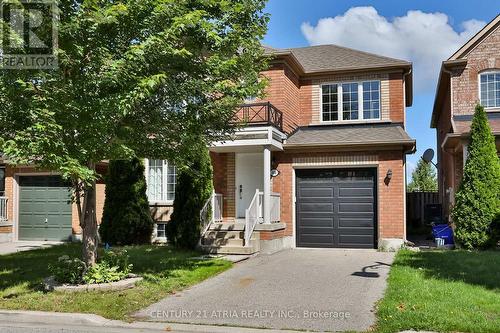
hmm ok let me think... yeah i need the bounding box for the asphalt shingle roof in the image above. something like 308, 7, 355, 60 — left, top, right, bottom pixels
264, 44, 411, 73
285, 124, 415, 148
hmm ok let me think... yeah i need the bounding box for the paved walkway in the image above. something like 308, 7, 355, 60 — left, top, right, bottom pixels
137, 249, 395, 332
0, 241, 62, 255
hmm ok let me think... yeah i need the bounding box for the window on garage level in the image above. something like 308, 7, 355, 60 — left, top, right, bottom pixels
156, 223, 167, 239
146, 159, 176, 203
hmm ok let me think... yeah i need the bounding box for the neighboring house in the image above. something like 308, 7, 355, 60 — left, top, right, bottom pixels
431, 14, 500, 221
0, 44, 415, 253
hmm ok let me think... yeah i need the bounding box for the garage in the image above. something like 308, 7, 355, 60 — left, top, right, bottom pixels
296, 168, 377, 248
18, 176, 72, 241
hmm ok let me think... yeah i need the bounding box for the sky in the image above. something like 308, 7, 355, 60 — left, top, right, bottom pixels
261, 0, 499, 179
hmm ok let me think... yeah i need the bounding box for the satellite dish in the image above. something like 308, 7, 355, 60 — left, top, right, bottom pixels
422, 148, 435, 163
270, 169, 280, 177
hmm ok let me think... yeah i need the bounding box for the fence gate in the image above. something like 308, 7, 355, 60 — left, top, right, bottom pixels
406, 191, 439, 228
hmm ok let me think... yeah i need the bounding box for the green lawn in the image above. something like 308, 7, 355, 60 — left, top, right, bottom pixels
375, 249, 500, 333
0, 243, 232, 321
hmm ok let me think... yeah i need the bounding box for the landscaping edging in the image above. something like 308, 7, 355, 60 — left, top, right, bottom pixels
43, 276, 143, 292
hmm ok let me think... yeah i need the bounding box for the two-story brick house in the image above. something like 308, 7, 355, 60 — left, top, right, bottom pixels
431, 14, 500, 221
0, 44, 415, 253
204, 44, 415, 253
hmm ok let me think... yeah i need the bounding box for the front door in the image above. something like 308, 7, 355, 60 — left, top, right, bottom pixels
235, 153, 264, 218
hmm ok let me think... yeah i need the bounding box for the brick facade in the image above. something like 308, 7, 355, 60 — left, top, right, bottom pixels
450, 26, 500, 116
434, 22, 500, 219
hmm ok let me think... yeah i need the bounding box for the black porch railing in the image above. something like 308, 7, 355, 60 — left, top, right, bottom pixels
233, 102, 283, 131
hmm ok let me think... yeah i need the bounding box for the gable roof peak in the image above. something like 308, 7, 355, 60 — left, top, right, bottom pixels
448, 14, 500, 61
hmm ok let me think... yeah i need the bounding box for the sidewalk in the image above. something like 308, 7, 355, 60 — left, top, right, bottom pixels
0, 310, 304, 333
0, 310, 439, 333
0, 241, 62, 255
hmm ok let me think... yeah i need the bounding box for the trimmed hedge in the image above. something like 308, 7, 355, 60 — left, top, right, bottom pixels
99, 158, 154, 245
167, 147, 213, 249
452, 105, 500, 249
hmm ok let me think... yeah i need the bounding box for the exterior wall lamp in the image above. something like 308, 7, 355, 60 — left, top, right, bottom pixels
384, 169, 393, 185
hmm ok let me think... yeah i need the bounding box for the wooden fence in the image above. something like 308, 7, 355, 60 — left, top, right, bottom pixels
406, 191, 439, 227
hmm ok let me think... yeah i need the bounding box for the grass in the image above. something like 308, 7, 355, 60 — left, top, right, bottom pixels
0, 243, 232, 321
375, 249, 500, 333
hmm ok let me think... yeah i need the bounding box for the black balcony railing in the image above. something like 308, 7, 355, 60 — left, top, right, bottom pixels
233, 102, 283, 131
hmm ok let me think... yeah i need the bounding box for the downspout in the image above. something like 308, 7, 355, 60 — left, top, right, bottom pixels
402, 68, 412, 244
441, 66, 454, 221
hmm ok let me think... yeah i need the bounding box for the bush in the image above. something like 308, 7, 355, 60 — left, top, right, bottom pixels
100, 158, 154, 245
83, 249, 132, 284
167, 147, 213, 249
49, 255, 86, 284
452, 104, 500, 249
49, 250, 132, 285
101, 249, 132, 273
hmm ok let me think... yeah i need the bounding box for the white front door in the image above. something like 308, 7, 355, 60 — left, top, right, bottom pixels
235, 153, 264, 218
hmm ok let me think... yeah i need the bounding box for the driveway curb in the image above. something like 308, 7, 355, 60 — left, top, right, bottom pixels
0, 310, 304, 333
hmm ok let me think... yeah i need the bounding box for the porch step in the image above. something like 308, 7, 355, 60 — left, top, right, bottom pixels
200, 242, 259, 255
202, 231, 259, 247
208, 222, 245, 231
201, 222, 260, 254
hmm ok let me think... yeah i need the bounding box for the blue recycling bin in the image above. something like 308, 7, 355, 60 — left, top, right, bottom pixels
432, 224, 454, 245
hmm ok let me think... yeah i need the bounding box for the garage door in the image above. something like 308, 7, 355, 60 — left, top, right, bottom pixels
296, 168, 376, 248
18, 176, 72, 241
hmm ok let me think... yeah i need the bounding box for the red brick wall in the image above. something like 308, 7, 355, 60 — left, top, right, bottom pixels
210, 152, 235, 218
271, 149, 405, 242
257, 63, 301, 133
299, 80, 313, 126
389, 72, 405, 124
0, 225, 12, 233
260, 228, 286, 240
377, 150, 405, 238
451, 26, 500, 116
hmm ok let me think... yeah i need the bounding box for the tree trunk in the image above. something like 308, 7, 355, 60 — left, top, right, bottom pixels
82, 180, 98, 267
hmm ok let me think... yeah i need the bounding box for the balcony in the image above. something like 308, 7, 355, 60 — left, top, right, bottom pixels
233, 102, 283, 132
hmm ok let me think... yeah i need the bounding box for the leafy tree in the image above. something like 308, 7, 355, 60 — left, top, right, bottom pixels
408, 159, 438, 192
0, 0, 268, 265
100, 158, 153, 245
452, 104, 500, 249
167, 147, 213, 249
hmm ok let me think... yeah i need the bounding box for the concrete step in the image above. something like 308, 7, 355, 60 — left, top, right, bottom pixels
200, 243, 259, 255
203, 230, 260, 240
209, 222, 245, 231
204, 230, 243, 239
202, 237, 244, 247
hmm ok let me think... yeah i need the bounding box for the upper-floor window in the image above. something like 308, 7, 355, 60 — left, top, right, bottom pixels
147, 159, 176, 203
321, 80, 380, 122
480, 72, 500, 108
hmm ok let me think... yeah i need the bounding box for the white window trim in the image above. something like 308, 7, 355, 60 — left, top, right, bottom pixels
478, 71, 500, 110
154, 223, 168, 240
144, 159, 175, 205
319, 80, 381, 124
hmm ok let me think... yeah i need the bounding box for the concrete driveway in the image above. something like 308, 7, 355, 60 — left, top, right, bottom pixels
137, 249, 395, 332
0, 241, 62, 255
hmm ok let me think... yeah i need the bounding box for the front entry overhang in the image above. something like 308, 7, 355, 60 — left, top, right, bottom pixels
209, 126, 285, 153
